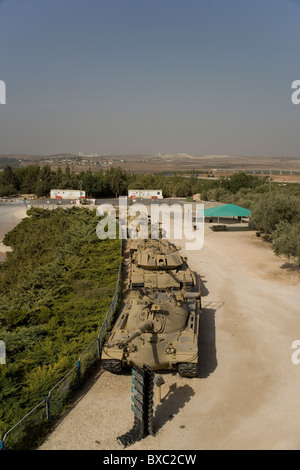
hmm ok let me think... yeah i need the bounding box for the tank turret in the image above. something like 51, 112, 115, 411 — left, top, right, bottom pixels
130, 239, 196, 290
118, 321, 153, 349
102, 285, 200, 377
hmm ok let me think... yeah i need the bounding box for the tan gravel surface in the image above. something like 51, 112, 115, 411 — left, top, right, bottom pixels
40, 222, 300, 450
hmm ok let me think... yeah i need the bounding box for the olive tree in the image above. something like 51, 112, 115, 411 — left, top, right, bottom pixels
272, 221, 300, 266
251, 192, 300, 233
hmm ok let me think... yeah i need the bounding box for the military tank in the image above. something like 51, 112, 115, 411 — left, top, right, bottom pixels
101, 239, 201, 378
129, 239, 196, 291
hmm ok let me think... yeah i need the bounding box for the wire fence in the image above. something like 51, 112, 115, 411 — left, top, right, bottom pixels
0, 240, 123, 450
0, 198, 27, 206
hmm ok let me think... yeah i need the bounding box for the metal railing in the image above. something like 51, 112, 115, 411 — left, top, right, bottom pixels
0, 198, 27, 206
0, 240, 123, 450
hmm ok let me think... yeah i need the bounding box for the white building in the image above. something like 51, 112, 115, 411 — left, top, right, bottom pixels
128, 189, 163, 199
50, 189, 86, 199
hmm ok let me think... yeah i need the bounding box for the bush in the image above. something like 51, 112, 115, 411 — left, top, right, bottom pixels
0, 207, 121, 439
250, 192, 300, 233
272, 221, 300, 266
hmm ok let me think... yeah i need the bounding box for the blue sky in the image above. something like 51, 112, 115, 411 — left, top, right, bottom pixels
0, 0, 299, 157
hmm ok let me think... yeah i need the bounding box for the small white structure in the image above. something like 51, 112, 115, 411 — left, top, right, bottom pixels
50, 189, 86, 199
128, 189, 163, 199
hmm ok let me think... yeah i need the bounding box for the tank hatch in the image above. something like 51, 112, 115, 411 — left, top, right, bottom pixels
136, 251, 183, 270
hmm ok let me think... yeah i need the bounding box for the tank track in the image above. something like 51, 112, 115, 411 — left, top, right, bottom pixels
177, 362, 198, 378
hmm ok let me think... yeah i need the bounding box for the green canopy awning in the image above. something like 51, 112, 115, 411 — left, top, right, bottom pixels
199, 204, 251, 218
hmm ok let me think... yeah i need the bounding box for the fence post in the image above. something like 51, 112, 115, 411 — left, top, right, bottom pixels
46, 395, 51, 422
97, 337, 101, 360
77, 360, 81, 389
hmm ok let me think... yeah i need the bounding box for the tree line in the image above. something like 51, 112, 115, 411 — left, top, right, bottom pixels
1, 163, 300, 265
0, 164, 270, 199
206, 176, 300, 267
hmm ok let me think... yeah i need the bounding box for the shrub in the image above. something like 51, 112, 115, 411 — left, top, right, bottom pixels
0, 207, 121, 439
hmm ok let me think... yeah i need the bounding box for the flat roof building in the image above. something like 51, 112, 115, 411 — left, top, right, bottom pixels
128, 189, 163, 199
50, 189, 86, 199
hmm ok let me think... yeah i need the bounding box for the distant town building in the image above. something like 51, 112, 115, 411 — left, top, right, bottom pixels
128, 189, 163, 199
50, 189, 86, 199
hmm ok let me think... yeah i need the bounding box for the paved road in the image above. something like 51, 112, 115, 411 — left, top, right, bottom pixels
26, 197, 194, 207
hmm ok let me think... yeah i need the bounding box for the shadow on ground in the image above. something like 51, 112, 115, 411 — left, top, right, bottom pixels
200, 275, 209, 297
197, 306, 218, 379
154, 384, 195, 433
280, 261, 300, 272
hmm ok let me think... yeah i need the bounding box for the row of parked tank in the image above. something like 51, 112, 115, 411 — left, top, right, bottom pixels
101, 237, 201, 378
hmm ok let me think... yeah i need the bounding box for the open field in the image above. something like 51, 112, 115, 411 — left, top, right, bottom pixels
1, 154, 300, 182
39, 220, 300, 450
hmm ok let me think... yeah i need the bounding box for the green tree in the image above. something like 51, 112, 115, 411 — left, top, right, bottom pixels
105, 167, 129, 197
174, 180, 192, 197
226, 172, 264, 194
35, 165, 53, 197
0, 165, 19, 195
200, 190, 208, 201
272, 220, 300, 266
18, 165, 40, 194
251, 193, 300, 233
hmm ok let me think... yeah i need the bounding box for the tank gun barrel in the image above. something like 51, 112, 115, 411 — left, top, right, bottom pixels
118, 321, 153, 349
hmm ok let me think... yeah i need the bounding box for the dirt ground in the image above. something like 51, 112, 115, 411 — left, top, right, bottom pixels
0, 206, 28, 261
38, 219, 300, 451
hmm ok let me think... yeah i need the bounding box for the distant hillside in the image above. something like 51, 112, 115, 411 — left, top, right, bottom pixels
1, 153, 300, 174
